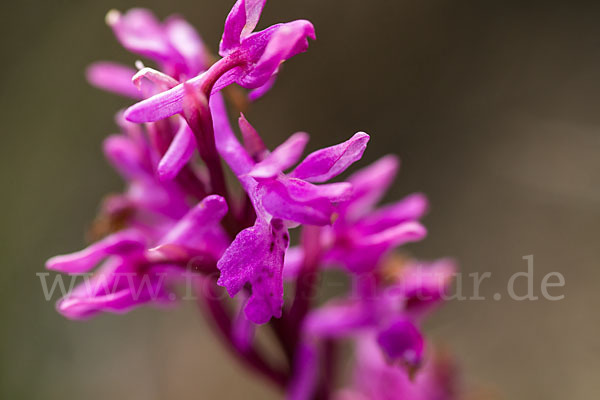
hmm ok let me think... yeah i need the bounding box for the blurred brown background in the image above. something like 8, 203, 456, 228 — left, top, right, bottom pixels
1, 0, 599, 398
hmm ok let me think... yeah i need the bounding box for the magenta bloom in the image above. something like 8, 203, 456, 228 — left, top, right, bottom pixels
335, 334, 458, 400
123, 0, 315, 123
324, 156, 429, 273
46, 117, 228, 318
284, 156, 428, 280
86, 8, 208, 103
218, 115, 370, 324
303, 259, 455, 364
287, 259, 455, 399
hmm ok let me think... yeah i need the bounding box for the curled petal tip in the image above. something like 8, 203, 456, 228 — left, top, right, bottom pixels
132, 67, 179, 90
156, 164, 176, 181
354, 131, 370, 140
405, 222, 428, 240
123, 105, 140, 122
86, 62, 143, 99
45, 256, 64, 272
105, 9, 121, 26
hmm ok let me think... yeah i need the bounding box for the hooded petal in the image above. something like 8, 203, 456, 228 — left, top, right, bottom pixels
86, 62, 143, 99
290, 132, 370, 183
124, 20, 315, 123
157, 119, 197, 181
46, 230, 146, 273
217, 218, 289, 324
219, 20, 315, 90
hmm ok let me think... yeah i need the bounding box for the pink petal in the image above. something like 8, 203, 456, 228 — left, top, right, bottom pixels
123, 73, 204, 123
304, 299, 375, 338
288, 341, 319, 400
291, 132, 370, 183
232, 297, 256, 351
46, 230, 146, 273
248, 73, 277, 101
354, 193, 429, 234
212, 94, 255, 176
165, 16, 208, 75
283, 178, 353, 203
261, 181, 334, 226
132, 67, 179, 91
250, 132, 309, 178
399, 259, 456, 316
219, 0, 267, 56
106, 8, 176, 64
239, 114, 267, 161
345, 155, 400, 219
157, 119, 196, 181
360, 221, 427, 248
159, 195, 228, 247
230, 20, 315, 89
282, 246, 304, 280
57, 270, 174, 319
103, 134, 148, 179
86, 62, 143, 99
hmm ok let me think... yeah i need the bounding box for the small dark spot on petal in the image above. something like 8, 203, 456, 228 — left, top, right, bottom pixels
271, 219, 283, 230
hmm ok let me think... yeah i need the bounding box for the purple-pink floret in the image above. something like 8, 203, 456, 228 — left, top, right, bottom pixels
216, 115, 369, 323
335, 334, 457, 400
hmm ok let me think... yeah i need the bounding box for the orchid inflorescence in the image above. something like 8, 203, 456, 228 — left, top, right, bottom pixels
47, 1, 459, 398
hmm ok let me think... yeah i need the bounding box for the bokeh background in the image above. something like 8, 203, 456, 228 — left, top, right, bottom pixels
1, 0, 599, 398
